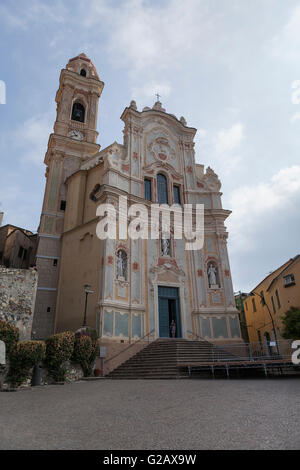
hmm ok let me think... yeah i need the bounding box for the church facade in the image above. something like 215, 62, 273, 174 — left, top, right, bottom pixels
32, 54, 241, 353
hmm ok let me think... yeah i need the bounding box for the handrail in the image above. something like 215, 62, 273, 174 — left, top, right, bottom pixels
186, 331, 294, 362
187, 330, 208, 342
104, 329, 155, 365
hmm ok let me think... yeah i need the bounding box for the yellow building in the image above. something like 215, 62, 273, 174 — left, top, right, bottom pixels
243, 255, 300, 352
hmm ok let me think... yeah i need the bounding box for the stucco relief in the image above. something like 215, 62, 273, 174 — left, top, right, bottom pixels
203, 167, 221, 192
106, 143, 127, 171
148, 136, 176, 163
143, 160, 183, 182
149, 262, 185, 293
143, 125, 180, 172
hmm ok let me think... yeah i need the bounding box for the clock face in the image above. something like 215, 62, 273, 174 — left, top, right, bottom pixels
68, 130, 83, 141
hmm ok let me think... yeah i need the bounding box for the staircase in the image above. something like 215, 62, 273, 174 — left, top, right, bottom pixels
107, 338, 220, 379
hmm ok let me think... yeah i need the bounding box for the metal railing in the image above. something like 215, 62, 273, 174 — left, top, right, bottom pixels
211, 339, 294, 363
186, 330, 294, 363
187, 330, 208, 342
104, 329, 155, 366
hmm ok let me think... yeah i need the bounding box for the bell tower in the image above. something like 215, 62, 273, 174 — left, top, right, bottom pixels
53, 52, 103, 144
32, 53, 104, 339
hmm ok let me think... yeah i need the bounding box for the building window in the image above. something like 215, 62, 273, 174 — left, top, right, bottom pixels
252, 298, 256, 313
260, 290, 265, 305
173, 185, 181, 205
271, 296, 276, 314
144, 178, 152, 201
53, 259, 58, 267
284, 273, 295, 287
60, 200, 66, 211
71, 102, 85, 123
80, 69, 87, 77
18, 246, 24, 259
157, 173, 168, 204
47, 307, 51, 313
275, 289, 281, 309
90, 184, 101, 202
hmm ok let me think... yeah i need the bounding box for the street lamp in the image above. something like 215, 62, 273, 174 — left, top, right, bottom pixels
250, 291, 280, 355
82, 284, 94, 328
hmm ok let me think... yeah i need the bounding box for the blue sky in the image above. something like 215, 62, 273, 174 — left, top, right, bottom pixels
0, 0, 300, 292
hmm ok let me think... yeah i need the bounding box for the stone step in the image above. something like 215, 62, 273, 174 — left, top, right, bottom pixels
107, 338, 224, 379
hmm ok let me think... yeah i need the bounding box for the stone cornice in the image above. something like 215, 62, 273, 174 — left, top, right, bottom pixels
121, 105, 197, 136
55, 68, 104, 103
44, 133, 100, 165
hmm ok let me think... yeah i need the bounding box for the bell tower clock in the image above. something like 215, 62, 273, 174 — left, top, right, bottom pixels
32, 53, 104, 339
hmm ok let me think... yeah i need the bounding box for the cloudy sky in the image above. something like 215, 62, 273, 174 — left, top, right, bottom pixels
0, 0, 300, 292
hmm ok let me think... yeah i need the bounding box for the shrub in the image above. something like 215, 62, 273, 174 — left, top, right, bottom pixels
0, 319, 19, 357
45, 331, 75, 382
75, 327, 98, 342
8, 340, 46, 388
281, 307, 300, 339
72, 329, 99, 377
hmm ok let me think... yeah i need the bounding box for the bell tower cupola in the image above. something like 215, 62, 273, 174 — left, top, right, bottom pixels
53, 53, 104, 146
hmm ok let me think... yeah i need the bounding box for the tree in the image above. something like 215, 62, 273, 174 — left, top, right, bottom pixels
281, 307, 300, 339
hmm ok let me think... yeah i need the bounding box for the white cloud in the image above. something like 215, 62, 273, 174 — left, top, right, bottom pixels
270, 5, 300, 60
228, 165, 300, 253
81, 0, 226, 100
195, 122, 245, 181
131, 82, 172, 102
290, 111, 300, 122
0, 182, 41, 231
85, 0, 207, 68
15, 113, 53, 165
0, 0, 67, 30
215, 123, 244, 154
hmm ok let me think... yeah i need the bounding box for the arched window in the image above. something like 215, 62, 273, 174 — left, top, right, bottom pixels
157, 173, 168, 204
80, 69, 87, 77
89, 184, 101, 202
71, 102, 85, 123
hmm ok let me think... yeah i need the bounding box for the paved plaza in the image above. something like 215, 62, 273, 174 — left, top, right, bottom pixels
0, 378, 299, 450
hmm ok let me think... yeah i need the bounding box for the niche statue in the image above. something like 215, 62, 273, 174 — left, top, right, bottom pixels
207, 263, 218, 287
117, 250, 127, 280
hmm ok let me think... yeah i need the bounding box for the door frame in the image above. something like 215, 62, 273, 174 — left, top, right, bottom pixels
154, 283, 186, 339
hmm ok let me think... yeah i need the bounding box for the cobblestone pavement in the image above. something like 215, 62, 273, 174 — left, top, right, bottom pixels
0, 378, 299, 450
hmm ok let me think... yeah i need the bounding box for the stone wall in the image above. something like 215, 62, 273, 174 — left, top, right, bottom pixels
0, 267, 38, 340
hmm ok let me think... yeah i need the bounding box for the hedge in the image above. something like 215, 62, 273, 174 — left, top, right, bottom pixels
1, 319, 99, 386
0, 320, 19, 357
8, 340, 46, 387
72, 330, 99, 377
45, 331, 75, 382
